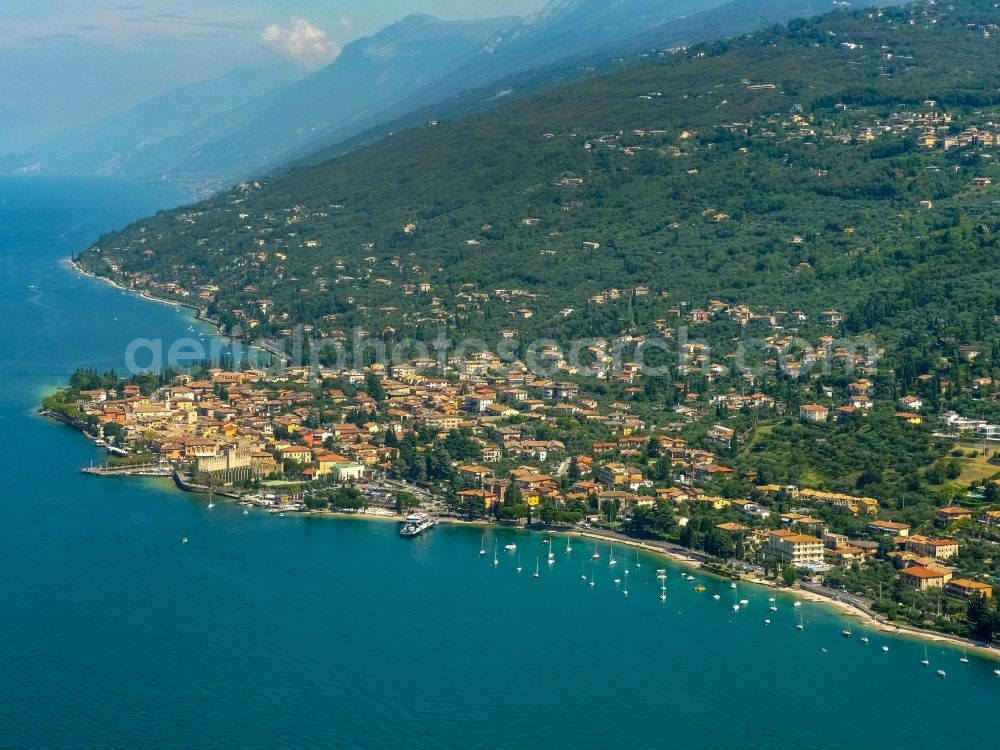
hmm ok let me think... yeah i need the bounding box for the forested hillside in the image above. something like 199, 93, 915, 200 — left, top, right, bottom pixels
80, 0, 1000, 371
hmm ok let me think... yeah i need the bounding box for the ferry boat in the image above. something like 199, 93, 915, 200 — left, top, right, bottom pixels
400, 512, 437, 537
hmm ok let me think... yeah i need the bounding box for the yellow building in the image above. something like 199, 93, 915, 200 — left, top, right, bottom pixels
945, 579, 993, 600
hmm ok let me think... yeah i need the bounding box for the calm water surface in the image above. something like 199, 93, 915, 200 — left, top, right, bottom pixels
0, 177, 996, 749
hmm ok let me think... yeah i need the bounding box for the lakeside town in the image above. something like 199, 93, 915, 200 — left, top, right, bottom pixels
41, 313, 1000, 650
42, 0, 1000, 659
16, 3, 1000, 746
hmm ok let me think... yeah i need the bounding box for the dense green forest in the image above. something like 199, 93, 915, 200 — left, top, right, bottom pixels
79, 0, 1000, 375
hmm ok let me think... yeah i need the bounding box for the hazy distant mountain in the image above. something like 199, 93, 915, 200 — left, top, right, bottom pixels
0, 65, 302, 182
173, 14, 519, 182
5, 0, 895, 187
2, 15, 516, 186
483, 0, 729, 60
285, 0, 893, 171
187, 0, 732, 181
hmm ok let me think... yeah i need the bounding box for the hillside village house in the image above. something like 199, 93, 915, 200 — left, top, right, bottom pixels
799, 404, 829, 423
901, 566, 953, 591
904, 536, 959, 560
936, 506, 973, 526
868, 520, 911, 537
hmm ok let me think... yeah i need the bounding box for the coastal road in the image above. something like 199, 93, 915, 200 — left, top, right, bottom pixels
800, 582, 882, 621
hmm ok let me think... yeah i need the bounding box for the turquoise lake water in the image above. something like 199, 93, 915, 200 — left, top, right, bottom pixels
0, 176, 997, 748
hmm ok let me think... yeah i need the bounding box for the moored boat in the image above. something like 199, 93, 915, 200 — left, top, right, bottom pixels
400, 512, 437, 537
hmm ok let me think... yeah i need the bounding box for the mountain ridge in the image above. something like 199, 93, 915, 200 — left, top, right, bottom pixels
76, 0, 1000, 378
7, 0, 867, 187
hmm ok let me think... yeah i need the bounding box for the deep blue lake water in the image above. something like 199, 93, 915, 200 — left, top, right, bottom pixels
0, 176, 997, 749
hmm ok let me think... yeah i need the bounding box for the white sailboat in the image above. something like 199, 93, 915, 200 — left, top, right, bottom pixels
591, 543, 600, 561
565, 537, 573, 554
634, 549, 641, 569
589, 569, 595, 588
796, 612, 804, 630
533, 557, 540, 579
860, 630, 870, 644
921, 646, 930, 666
479, 533, 486, 556
580, 565, 587, 581
659, 578, 667, 602
547, 544, 556, 566
505, 542, 517, 551
960, 646, 969, 664
623, 570, 629, 598
516, 552, 523, 574
732, 585, 740, 612
841, 620, 852, 638
608, 544, 617, 566
492, 540, 499, 567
